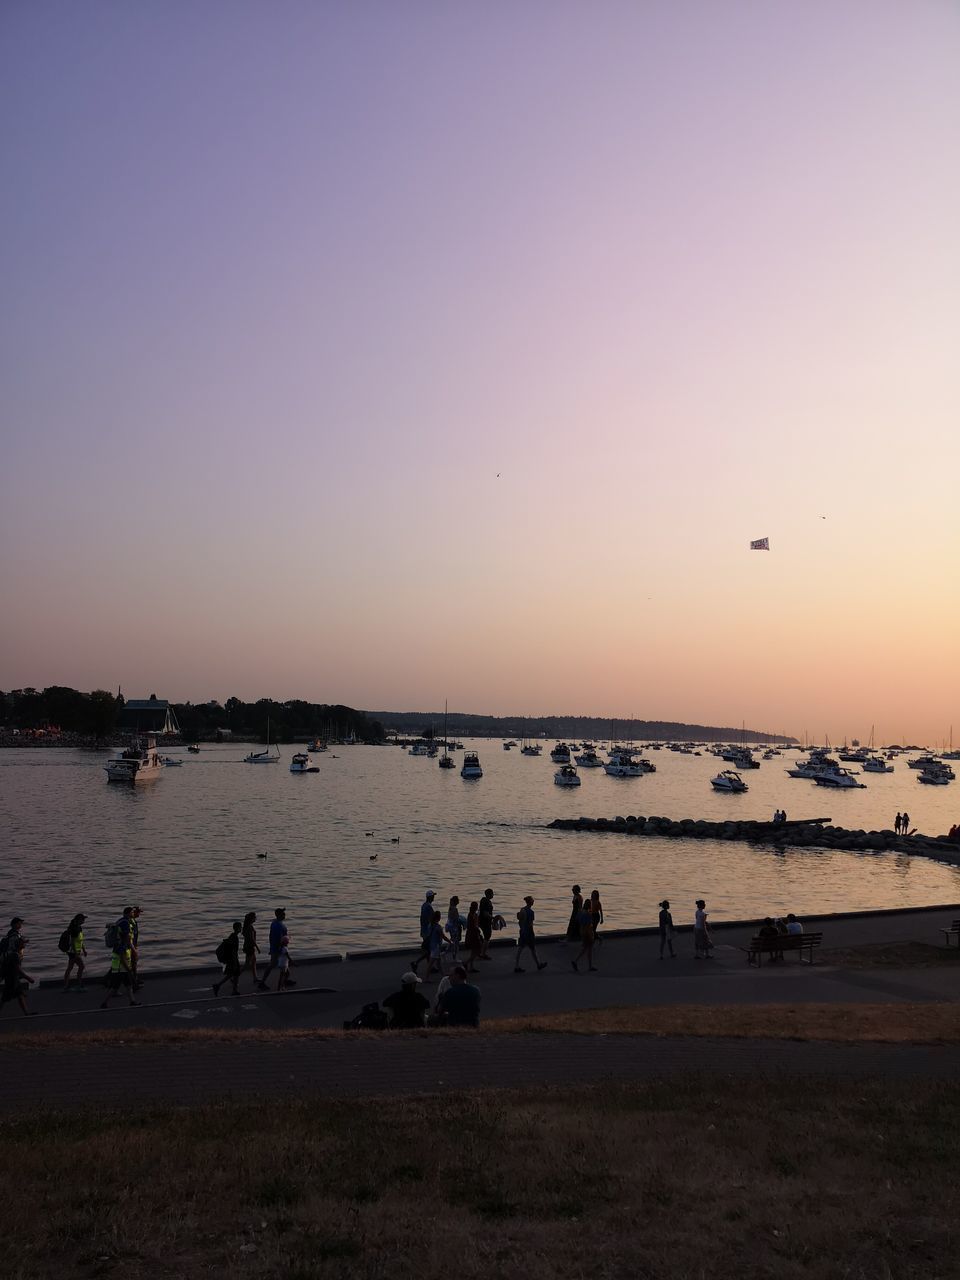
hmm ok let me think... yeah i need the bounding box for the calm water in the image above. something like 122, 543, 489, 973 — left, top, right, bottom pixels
3, 743, 959, 976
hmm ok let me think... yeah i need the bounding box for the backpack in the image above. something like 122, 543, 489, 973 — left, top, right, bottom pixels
104, 921, 120, 950
342, 1001, 389, 1031
58, 929, 72, 954
215, 937, 230, 964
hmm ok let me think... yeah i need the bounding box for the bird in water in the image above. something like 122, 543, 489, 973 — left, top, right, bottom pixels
256, 852, 268, 860
390, 837, 400, 844
364, 831, 374, 837
369, 854, 378, 861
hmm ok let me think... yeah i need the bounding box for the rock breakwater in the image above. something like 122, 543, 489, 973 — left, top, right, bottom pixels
547, 814, 960, 863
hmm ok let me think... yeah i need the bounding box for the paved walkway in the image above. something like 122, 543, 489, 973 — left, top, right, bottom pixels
5, 905, 957, 1040
4, 1033, 960, 1113
3, 906, 958, 1113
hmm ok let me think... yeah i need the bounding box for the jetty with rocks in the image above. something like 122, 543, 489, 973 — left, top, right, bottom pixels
548, 814, 960, 864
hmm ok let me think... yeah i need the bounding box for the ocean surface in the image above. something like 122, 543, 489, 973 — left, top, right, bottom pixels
3, 742, 959, 977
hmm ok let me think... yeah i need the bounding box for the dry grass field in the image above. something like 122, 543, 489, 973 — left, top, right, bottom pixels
4, 1075, 959, 1280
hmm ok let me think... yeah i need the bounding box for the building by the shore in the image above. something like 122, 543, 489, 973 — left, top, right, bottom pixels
117, 695, 180, 736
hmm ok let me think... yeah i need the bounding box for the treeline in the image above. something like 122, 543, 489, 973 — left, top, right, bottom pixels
372, 711, 795, 744
0, 687, 119, 739
179, 699, 384, 744
0, 688, 385, 744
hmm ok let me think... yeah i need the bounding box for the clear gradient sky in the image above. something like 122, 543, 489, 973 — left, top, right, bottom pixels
2, 1, 958, 743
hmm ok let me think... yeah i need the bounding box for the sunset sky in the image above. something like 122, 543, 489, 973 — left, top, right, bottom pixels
2, 1, 958, 744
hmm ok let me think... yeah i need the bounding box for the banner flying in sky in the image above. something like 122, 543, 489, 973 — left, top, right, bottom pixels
750, 537, 770, 550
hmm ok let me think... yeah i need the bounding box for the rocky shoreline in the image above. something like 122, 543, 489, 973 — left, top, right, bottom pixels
548, 814, 960, 865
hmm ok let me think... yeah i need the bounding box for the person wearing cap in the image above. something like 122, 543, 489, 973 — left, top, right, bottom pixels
514, 896, 547, 974
410, 890, 436, 974
382, 971, 430, 1029
62, 913, 88, 992
101, 907, 140, 1009
259, 908, 297, 990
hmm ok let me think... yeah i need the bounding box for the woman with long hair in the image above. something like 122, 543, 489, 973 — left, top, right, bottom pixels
565, 885, 583, 942
241, 911, 260, 990
464, 901, 483, 973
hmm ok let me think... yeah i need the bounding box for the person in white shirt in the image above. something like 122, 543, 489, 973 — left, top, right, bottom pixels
693, 900, 712, 959
785, 914, 803, 936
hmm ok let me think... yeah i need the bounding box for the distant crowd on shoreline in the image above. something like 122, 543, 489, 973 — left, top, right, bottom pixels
1, 887, 807, 1023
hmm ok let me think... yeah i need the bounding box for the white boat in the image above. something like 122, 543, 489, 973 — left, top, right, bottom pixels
105, 738, 163, 783
290, 753, 319, 774
244, 724, 280, 763
862, 757, 894, 773
604, 752, 644, 777
554, 765, 581, 787
161, 756, 183, 768
550, 743, 571, 764
575, 749, 603, 768
813, 768, 864, 788
461, 752, 483, 779
728, 749, 760, 770
786, 753, 841, 779
711, 770, 748, 792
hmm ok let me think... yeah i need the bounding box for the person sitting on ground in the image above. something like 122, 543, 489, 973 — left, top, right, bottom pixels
785, 913, 803, 936
436, 964, 481, 1027
382, 971, 430, 1029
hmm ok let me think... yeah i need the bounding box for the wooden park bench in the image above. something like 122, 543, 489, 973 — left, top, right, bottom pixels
746, 931, 823, 967
939, 919, 960, 946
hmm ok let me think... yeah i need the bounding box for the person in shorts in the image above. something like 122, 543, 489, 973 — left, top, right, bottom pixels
514, 896, 547, 974
62, 913, 88, 992
213, 921, 243, 997
101, 908, 140, 1009
260, 908, 296, 989
1, 925, 36, 1017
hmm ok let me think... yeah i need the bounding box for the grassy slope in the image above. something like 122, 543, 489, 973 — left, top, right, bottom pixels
4, 1077, 959, 1279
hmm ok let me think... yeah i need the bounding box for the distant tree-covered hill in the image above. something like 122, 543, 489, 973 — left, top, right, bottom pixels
370, 711, 795, 744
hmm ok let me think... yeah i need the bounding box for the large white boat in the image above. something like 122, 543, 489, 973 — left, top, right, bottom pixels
550, 743, 571, 764
711, 770, 748, 792
813, 768, 864, 789
554, 765, 581, 787
290, 753, 319, 773
575, 749, 603, 768
105, 738, 163, 783
786, 752, 841, 779
862, 757, 894, 773
461, 752, 483, 779
604, 752, 644, 777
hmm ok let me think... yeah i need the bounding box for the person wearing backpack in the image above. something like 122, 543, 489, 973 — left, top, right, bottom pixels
61, 914, 88, 992
212, 921, 243, 997
1, 928, 36, 1017
100, 907, 139, 1010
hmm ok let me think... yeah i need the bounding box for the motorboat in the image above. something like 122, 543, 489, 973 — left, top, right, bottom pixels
105, 738, 163, 783
244, 718, 280, 764
550, 743, 571, 764
711, 770, 748, 792
813, 768, 865, 788
575, 749, 603, 768
409, 743, 429, 756
728, 749, 760, 770
520, 743, 542, 756
907, 753, 937, 769
637, 758, 657, 773
604, 752, 644, 777
290, 753, 319, 773
554, 765, 581, 787
161, 756, 183, 768
308, 739, 327, 753
786, 753, 841, 779
439, 753, 456, 769
503, 741, 516, 750
862, 757, 894, 773
461, 752, 483, 779
918, 767, 952, 785
187, 744, 200, 754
